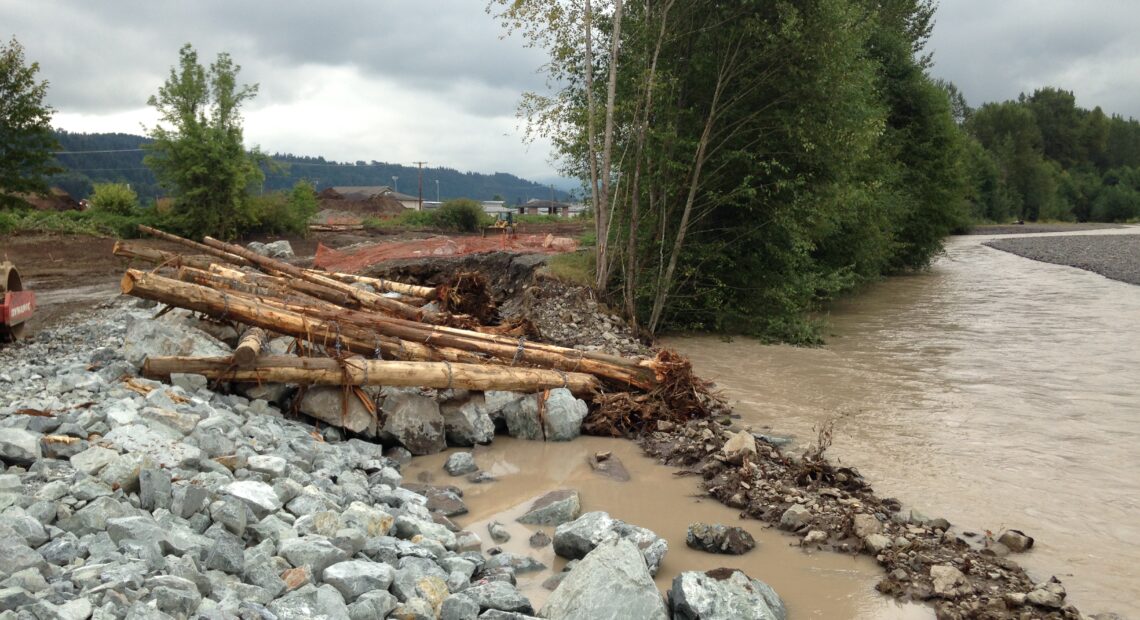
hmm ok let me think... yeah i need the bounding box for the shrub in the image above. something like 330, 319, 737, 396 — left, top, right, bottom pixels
89, 183, 139, 215
434, 199, 490, 232
250, 180, 319, 235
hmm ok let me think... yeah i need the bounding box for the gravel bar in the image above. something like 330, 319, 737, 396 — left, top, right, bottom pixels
966, 223, 1125, 235
983, 233, 1140, 285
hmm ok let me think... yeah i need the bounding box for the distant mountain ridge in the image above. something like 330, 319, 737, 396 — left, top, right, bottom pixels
48, 130, 573, 205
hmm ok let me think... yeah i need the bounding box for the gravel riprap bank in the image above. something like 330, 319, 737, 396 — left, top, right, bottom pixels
983, 233, 1140, 285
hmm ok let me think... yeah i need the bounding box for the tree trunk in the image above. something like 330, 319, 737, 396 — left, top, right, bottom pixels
143, 355, 601, 397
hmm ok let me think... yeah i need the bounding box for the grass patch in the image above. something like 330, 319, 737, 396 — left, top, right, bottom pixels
0, 209, 158, 238
545, 250, 595, 287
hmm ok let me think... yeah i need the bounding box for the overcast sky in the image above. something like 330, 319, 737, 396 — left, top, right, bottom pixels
4, 1, 1139, 184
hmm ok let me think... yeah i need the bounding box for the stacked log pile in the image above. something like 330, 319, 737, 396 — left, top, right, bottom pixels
113, 227, 723, 438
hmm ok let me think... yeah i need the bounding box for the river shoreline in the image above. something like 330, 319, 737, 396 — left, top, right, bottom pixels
984, 231, 1140, 285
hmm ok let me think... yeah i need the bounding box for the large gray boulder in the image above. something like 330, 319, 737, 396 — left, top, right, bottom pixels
453, 581, 534, 615
221, 480, 282, 519
502, 389, 587, 441
540, 537, 667, 620
323, 560, 394, 602
0, 429, 42, 463
121, 315, 231, 368
553, 511, 668, 576
516, 489, 581, 527
685, 523, 756, 555
441, 395, 495, 446
381, 392, 446, 455
669, 568, 786, 620
299, 387, 377, 436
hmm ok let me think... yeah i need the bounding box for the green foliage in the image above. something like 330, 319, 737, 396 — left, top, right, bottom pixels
545, 250, 595, 287
89, 183, 139, 215
363, 210, 437, 231
248, 180, 319, 235
964, 88, 1140, 223
0, 208, 155, 238
143, 44, 264, 240
0, 37, 59, 208
434, 199, 491, 232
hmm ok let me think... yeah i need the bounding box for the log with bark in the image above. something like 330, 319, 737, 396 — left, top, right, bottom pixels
201, 236, 447, 324
143, 355, 600, 397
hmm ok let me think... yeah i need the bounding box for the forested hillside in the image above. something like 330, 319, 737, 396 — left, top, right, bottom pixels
48, 130, 570, 205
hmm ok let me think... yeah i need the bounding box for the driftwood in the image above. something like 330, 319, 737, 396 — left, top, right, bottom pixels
143, 355, 600, 397
319, 272, 436, 299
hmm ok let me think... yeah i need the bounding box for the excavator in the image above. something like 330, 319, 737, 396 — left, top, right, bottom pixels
0, 262, 35, 342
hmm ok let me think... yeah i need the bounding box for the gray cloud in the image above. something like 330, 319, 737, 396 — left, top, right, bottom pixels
928, 0, 1140, 119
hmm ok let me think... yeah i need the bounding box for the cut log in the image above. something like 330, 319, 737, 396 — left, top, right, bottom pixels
121, 269, 482, 364
113, 240, 219, 271
202, 236, 445, 323
260, 298, 658, 389
143, 355, 601, 397
234, 327, 267, 367
316, 272, 436, 299
138, 225, 251, 267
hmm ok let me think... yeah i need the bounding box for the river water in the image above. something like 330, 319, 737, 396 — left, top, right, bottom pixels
669, 230, 1140, 618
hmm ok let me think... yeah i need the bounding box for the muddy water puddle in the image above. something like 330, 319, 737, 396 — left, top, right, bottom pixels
405, 437, 930, 619
667, 231, 1140, 618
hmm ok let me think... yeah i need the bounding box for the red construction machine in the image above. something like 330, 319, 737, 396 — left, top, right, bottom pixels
0, 261, 35, 342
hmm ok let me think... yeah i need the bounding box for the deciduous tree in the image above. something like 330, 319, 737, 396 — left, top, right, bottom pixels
144, 44, 264, 239
0, 37, 58, 208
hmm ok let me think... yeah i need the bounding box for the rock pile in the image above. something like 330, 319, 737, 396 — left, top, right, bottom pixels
640, 418, 1083, 619
0, 297, 789, 620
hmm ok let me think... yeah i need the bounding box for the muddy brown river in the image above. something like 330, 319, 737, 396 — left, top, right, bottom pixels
671, 230, 1140, 618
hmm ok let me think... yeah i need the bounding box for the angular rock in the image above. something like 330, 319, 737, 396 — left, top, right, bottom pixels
248, 454, 288, 478
0, 429, 42, 463
852, 513, 883, 539
669, 568, 786, 620
221, 480, 282, 518
540, 538, 666, 620
139, 467, 173, 512
445, 452, 478, 476
502, 389, 587, 441
484, 552, 545, 574
381, 392, 446, 455
121, 315, 230, 368
349, 590, 398, 620
778, 504, 811, 531
341, 501, 395, 537
1027, 577, 1066, 609
323, 560, 394, 603
864, 534, 892, 554
528, 530, 551, 548
587, 451, 630, 482
686, 523, 756, 555
930, 564, 967, 598
300, 386, 377, 436
279, 537, 350, 576
721, 430, 757, 464
455, 581, 533, 615
515, 489, 580, 526
441, 395, 495, 446
552, 511, 668, 575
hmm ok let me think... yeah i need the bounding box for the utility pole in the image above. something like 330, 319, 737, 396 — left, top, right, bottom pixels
435, 179, 440, 202
391, 176, 398, 193
413, 161, 427, 211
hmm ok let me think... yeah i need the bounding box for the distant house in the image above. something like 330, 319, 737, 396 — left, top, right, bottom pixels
481, 200, 513, 216
330, 186, 422, 211
520, 199, 571, 217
